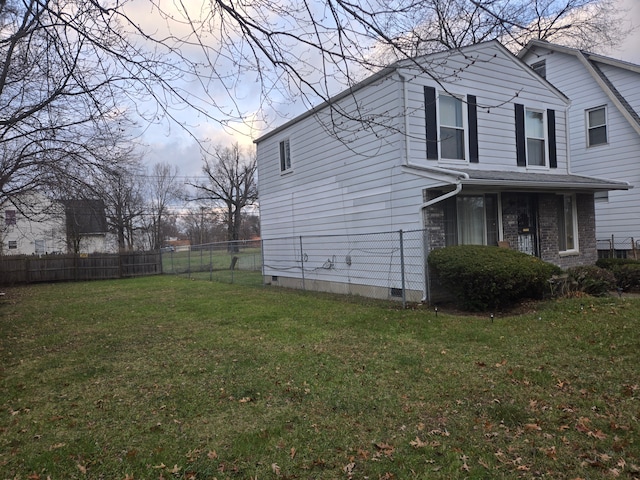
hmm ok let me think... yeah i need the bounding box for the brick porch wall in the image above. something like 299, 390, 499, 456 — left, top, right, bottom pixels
537, 192, 597, 269
423, 191, 597, 269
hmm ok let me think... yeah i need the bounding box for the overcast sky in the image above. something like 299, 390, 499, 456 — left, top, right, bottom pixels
137, 0, 640, 180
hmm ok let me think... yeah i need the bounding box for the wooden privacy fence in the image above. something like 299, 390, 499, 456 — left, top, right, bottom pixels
0, 252, 162, 285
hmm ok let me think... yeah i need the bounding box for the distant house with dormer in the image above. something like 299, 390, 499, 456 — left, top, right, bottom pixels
519, 40, 640, 257
1, 194, 112, 255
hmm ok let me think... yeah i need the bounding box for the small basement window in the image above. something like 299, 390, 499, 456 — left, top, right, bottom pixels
390, 287, 403, 298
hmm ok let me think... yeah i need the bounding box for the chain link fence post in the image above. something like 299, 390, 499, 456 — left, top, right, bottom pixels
300, 235, 306, 290
399, 230, 406, 308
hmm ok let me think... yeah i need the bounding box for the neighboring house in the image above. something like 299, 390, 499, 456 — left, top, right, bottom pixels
1, 195, 111, 255
61, 199, 110, 254
519, 40, 640, 257
255, 41, 629, 302
1, 194, 66, 255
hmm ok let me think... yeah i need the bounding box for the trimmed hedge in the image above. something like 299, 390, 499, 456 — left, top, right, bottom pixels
428, 245, 562, 311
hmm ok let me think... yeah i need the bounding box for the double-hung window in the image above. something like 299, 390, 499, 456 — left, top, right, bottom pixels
525, 109, 545, 166
557, 194, 578, 252
587, 106, 607, 146
425, 87, 478, 163
439, 95, 465, 160
515, 104, 557, 168
279, 139, 291, 172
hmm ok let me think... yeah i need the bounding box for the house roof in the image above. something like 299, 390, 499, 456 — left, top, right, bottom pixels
428, 168, 631, 192
62, 199, 108, 234
519, 40, 640, 137
255, 40, 567, 144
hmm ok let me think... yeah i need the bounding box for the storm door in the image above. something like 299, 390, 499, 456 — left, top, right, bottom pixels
515, 194, 538, 256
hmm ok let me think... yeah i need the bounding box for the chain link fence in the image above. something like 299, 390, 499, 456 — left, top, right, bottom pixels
161, 230, 434, 306
262, 229, 430, 306
597, 236, 639, 260
160, 239, 263, 287
160, 231, 639, 305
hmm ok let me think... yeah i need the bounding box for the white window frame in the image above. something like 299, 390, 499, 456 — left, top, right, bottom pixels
8, 240, 17, 249
586, 106, 607, 147
438, 93, 466, 161
558, 194, 579, 255
279, 139, 292, 173
525, 108, 547, 167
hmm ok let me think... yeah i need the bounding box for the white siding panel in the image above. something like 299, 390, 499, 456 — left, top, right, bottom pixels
522, 46, 640, 241
598, 64, 640, 114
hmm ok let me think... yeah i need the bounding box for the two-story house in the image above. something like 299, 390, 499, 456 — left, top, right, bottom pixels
1, 195, 111, 255
255, 41, 629, 302
519, 40, 640, 258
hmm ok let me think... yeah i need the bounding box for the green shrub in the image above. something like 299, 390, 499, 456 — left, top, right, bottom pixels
595, 258, 640, 292
428, 245, 562, 311
566, 265, 616, 296
595, 258, 640, 270
615, 264, 640, 292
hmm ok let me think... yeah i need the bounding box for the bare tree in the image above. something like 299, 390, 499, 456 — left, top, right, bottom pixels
179, 205, 221, 246
0, 1, 137, 212
0, 0, 633, 218
191, 144, 258, 248
146, 162, 183, 250
371, 0, 633, 64
93, 155, 147, 252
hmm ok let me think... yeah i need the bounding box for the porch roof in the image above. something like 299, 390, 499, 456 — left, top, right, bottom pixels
451, 169, 631, 192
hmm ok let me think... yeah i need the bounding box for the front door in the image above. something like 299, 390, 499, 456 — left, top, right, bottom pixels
515, 195, 538, 256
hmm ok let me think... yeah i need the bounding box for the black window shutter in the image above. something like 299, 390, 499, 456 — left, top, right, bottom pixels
547, 109, 557, 168
515, 103, 526, 167
467, 94, 479, 163
424, 86, 438, 160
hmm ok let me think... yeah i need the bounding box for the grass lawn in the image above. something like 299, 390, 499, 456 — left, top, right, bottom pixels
0, 276, 638, 479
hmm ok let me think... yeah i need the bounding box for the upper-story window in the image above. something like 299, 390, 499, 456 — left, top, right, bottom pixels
439, 95, 465, 160
424, 87, 478, 163
531, 60, 546, 78
586, 106, 607, 147
279, 139, 291, 172
515, 103, 557, 169
525, 109, 546, 166
5, 209, 16, 226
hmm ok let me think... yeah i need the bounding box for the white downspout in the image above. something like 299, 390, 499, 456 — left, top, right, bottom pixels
397, 70, 467, 302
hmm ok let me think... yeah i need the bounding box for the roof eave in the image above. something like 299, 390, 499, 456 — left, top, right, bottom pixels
460, 178, 631, 191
